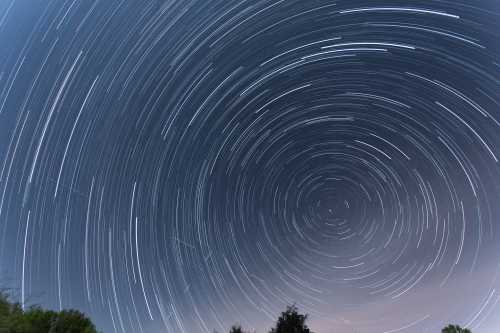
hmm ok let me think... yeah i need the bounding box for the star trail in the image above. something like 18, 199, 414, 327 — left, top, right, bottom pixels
0, 1, 500, 332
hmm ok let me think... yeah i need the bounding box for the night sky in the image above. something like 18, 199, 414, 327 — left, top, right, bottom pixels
1, 1, 500, 332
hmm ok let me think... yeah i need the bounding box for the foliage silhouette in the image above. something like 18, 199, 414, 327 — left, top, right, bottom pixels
442, 324, 471, 333
268, 304, 313, 333
229, 324, 245, 333
0, 291, 97, 333
225, 307, 477, 333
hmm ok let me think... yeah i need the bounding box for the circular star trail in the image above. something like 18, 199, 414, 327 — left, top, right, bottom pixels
1, 1, 500, 332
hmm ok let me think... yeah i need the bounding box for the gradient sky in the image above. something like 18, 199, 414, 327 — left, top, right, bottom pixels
1, 1, 500, 332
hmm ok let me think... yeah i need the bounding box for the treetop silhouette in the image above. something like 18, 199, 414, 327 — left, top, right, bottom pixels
269, 304, 313, 333
442, 324, 471, 333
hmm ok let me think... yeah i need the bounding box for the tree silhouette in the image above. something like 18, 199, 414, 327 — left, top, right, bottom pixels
50, 309, 97, 333
442, 324, 471, 333
229, 324, 245, 333
269, 305, 313, 333
0, 291, 97, 333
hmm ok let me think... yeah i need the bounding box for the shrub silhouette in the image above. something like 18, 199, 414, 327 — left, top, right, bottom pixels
442, 324, 471, 333
229, 324, 245, 333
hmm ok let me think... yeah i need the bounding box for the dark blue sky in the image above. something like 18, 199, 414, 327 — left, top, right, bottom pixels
1, 1, 500, 332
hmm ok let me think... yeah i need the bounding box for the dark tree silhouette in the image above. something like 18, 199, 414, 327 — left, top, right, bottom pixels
229, 324, 245, 333
50, 309, 97, 333
269, 305, 313, 333
0, 291, 98, 333
442, 324, 471, 333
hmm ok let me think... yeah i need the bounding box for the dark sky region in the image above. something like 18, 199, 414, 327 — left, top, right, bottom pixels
0, 0, 499, 332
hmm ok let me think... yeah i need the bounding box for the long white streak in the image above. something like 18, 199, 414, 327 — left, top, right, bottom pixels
382, 314, 431, 333
109, 230, 126, 333
322, 42, 415, 50
465, 289, 495, 328
84, 178, 94, 303
57, 243, 62, 311
55, 76, 99, 197
135, 217, 154, 320
456, 201, 466, 265
371, 133, 411, 159
129, 182, 137, 283
21, 210, 30, 310
356, 140, 392, 159
436, 101, 498, 162
340, 7, 459, 19
28, 51, 82, 183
